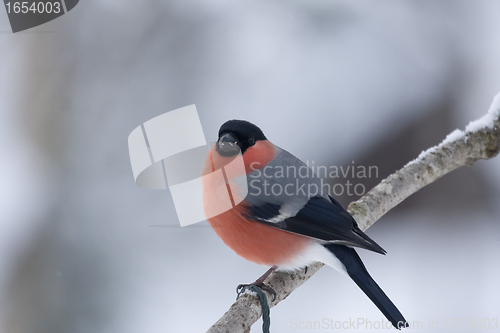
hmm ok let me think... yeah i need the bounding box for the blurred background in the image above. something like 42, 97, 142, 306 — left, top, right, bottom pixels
1, 1, 499, 332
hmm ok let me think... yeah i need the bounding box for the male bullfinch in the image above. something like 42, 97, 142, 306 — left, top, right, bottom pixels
202, 120, 408, 329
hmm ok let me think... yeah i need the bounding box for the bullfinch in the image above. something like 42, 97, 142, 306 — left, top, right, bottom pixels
202, 120, 408, 329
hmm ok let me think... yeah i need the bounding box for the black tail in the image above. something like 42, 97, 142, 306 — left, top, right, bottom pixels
325, 244, 409, 330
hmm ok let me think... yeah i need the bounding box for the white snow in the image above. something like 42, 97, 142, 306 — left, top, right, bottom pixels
465, 90, 500, 132
441, 129, 465, 145
406, 90, 500, 167
238, 289, 257, 297
405, 145, 438, 167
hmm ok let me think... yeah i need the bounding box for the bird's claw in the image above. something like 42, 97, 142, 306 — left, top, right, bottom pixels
237, 282, 277, 302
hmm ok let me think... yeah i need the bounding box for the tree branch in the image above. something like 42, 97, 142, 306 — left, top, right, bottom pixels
207, 92, 500, 333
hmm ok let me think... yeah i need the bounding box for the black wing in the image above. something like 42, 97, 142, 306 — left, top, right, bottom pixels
245, 195, 386, 254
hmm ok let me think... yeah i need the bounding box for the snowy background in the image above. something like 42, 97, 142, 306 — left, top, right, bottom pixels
1, 1, 499, 332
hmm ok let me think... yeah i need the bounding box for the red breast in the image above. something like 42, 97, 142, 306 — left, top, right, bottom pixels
201, 140, 311, 266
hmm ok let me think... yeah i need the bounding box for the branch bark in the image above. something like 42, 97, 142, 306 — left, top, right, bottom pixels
207, 93, 500, 333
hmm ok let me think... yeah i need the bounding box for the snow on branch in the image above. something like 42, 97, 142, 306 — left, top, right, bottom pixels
207, 92, 500, 333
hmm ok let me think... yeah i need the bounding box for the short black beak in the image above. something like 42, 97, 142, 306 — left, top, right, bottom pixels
217, 133, 240, 156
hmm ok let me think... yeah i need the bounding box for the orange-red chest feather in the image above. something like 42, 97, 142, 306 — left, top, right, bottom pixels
201, 140, 310, 266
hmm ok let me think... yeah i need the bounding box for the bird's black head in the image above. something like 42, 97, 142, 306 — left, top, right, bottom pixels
217, 120, 267, 157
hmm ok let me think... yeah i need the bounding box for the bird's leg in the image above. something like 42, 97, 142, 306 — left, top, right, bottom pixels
253, 265, 278, 285
237, 265, 278, 301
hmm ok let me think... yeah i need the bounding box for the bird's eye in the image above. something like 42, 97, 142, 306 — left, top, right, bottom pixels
248, 138, 255, 146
